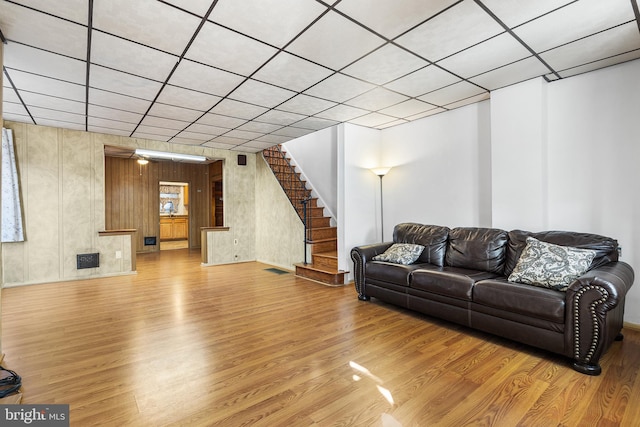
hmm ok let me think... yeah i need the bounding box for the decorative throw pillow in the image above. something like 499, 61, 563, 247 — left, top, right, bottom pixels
508, 237, 596, 291
373, 243, 425, 265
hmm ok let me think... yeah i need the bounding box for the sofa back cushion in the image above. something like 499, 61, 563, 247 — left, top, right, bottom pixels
393, 223, 449, 266
504, 230, 619, 277
445, 227, 509, 274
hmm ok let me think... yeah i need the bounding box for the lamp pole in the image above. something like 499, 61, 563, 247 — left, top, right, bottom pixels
371, 167, 391, 242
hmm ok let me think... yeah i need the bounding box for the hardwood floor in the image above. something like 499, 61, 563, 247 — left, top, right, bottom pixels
2, 249, 639, 426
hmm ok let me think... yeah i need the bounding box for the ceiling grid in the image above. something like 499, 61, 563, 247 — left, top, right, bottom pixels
0, 0, 639, 153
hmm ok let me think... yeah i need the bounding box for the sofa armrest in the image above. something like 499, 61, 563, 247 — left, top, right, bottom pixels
565, 261, 634, 374
350, 243, 393, 299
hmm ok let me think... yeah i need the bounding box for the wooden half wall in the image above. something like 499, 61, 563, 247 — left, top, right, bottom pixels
105, 157, 213, 253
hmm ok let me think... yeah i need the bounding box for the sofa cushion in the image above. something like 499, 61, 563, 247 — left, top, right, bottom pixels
445, 227, 508, 274
504, 229, 618, 277
508, 237, 596, 291
393, 223, 449, 266
411, 266, 500, 301
473, 278, 565, 324
373, 243, 424, 265
366, 261, 435, 287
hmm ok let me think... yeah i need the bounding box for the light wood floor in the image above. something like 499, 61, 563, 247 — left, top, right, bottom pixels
2, 249, 639, 426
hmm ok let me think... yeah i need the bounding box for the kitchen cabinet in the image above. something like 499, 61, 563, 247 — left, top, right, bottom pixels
160, 216, 189, 240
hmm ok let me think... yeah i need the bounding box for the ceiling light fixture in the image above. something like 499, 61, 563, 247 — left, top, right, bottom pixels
134, 149, 207, 162
137, 158, 149, 165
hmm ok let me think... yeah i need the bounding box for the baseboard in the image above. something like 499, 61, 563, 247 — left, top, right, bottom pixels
624, 322, 640, 331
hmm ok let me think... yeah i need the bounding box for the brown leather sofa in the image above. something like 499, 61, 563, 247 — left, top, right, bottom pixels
350, 223, 634, 375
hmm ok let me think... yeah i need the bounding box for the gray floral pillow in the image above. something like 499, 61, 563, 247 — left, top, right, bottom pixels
508, 237, 596, 291
373, 243, 425, 265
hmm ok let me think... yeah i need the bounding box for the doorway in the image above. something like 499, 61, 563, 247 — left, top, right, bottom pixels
159, 181, 189, 250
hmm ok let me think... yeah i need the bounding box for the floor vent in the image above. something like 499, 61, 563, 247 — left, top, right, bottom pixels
264, 267, 289, 275
144, 236, 157, 246
77, 253, 99, 269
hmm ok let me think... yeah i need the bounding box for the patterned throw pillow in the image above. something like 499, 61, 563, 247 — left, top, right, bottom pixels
373, 243, 425, 265
508, 237, 596, 291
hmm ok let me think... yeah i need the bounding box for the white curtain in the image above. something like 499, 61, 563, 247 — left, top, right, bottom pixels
1, 128, 25, 242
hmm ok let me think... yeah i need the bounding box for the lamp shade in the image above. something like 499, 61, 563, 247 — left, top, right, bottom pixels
371, 167, 391, 177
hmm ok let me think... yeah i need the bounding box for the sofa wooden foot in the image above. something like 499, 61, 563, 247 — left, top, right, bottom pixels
615, 333, 624, 341
358, 294, 370, 301
572, 361, 601, 376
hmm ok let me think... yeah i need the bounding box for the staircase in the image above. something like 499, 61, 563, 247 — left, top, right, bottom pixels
262, 145, 346, 286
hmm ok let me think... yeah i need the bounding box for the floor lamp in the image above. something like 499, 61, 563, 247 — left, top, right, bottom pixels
371, 167, 391, 242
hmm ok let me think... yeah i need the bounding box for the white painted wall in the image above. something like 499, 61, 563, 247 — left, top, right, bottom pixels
544, 59, 640, 324
379, 101, 493, 231
339, 124, 383, 274
491, 77, 548, 231
283, 126, 338, 220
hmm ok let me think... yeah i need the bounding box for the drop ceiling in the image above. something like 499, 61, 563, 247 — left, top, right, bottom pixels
1, 0, 639, 153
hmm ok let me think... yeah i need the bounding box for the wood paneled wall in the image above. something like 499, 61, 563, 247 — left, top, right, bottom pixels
105, 157, 212, 253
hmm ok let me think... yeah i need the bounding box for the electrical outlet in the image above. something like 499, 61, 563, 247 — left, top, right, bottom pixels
115, 250, 122, 259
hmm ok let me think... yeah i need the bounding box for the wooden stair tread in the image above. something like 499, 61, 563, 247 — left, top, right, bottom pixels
294, 263, 347, 274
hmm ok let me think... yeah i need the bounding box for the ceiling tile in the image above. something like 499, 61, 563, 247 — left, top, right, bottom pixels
88, 125, 131, 136
315, 104, 369, 122
195, 113, 247, 129
293, 116, 339, 130
7, 0, 89, 24
437, 33, 531, 79
168, 60, 245, 97
236, 122, 283, 133
88, 104, 143, 124
418, 81, 486, 107
161, 0, 214, 17
376, 118, 408, 129
240, 141, 280, 151
277, 95, 337, 116
147, 103, 204, 123
379, 99, 438, 118
139, 116, 189, 131
93, 0, 202, 55
558, 49, 640, 78
91, 31, 178, 82
286, 10, 386, 70
21, 92, 85, 115
203, 141, 238, 150
383, 65, 460, 97
304, 73, 376, 103
255, 134, 291, 144
224, 129, 264, 140
156, 85, 222, 112
0, 2, 87, 59
90, 65, 163, 100
345, 87, 409, 111
185, 22, 278, 76
3, 101, 31, 117
336, 0, 460, 39
513, 0, 635, 52
480, 0, 574, 28
229, 80, 297, 109
444, 92, 490, 109
4, 43, 86, 84
342, 43, 427, 85
89, 88, 152, 114
184, 123, 229, 136
255, 110, 307, 126
36, 119, 85, 130
405, 107, 446, 121
540, 22, 640, 72
130, 131, 171, 141
209, 99, 269, 120
395, 0, 504, 62
209, 135, 248, 146
469, 56, 550, 90
252, 52, 334, 92
170, 137, 207, 146
88, 117, 137, 132
8, 70, 85, 101
272, 127, 315, 138
172, 131, 213, 142
348, 112, 398, 127
210, 0, 325, 48
133, 125, 177, 138
27, 107, 85, 125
